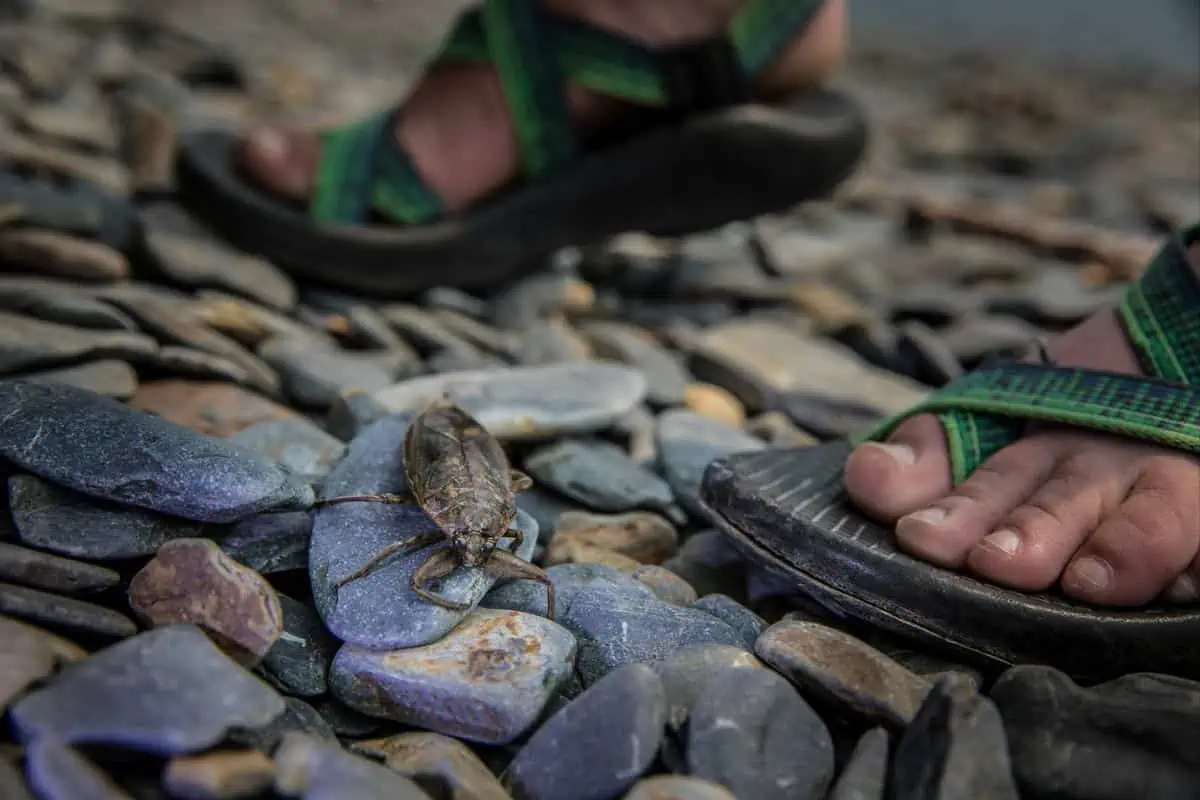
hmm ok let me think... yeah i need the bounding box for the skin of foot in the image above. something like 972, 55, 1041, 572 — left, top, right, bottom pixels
844, 242, 1200, 608
236, 0, 846, 213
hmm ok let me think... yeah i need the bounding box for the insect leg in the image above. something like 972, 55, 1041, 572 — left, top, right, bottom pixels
314, 491, 411, 507
482, 551, 556, 620
334, 530, 443, 588
508, 469, 533, 493
411, 549, 472, 611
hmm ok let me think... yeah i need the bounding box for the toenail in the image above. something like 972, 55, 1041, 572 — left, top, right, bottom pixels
1165, 574, 1198, 602
979, 528, 1021, 557
1067, 556, 1111, 591
902, 506, 946, 527
868, 442, 915, 467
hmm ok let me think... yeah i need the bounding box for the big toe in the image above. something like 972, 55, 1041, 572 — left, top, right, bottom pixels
844, 413, 952, 522
236, 125, 319, 201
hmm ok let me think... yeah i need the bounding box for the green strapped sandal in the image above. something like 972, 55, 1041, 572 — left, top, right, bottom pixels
699, 221, 1200, 681
175, 0, 865, 296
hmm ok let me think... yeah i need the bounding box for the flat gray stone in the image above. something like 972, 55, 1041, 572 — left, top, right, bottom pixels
259, 336, 405, 410
691, 594, 767, 651
274, 732, 430, 800
524, 439, 677, 517
632, 564, 697, 606
0, 276, 135, 330
11, 360, 138, 399
651, 644, 764, 731
0, 581, 137, 640
8, 475, 210, 560
11, 625, 285, 755
655, 411, 764, 517
482, 562, 656, 619
370, 363, 646, 441
829, 728, 890, 800
0, 381, 314, 523
331, 609, 577, 745
219, 510, 312, 574
581, 321, 690, 407
309, 414, 538, 649
261, 594, 338, 697
0, 311, 156, 374
24, 739, 130, 800
230, 420, 347, 486
0, 542, 120, 593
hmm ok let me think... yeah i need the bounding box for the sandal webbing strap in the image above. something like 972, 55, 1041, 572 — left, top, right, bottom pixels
310, 112, 391, 224
1118, 221, 1200, 385
730, 0, 827, 77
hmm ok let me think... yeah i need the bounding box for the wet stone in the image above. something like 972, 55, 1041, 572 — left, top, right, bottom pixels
651, 644, 764, 731
632, 564, 697, 605
563, 584, 747, 685
11, 359, 138, 398
991, 666, 1200, 800
0, 581, 137, 640
524, 439, 677, 518
889, 674, 1018, 800
625, 776, 738, 800
756, 620, 932, 727
691, 594, 767, 651
0, 381, 314, 523
309, 414, 538, 649
503, 663, 666, 800
274, 732, 430, 800
0, 312, 156, 374
547, 510, 678, 566
24, 739, 131, 800
260, 593, 337, 697
220, 510, 312, 575
230, 420, 347, 486
0, 228, 129, 282
350, 732, 511, 800
828, 728, 890, 800
332, 608, 577, 745
688, 666, 835, 800
482, 562, 657, 619
516, 488, 585, 544
130, 380, 305, 438
128, 538, 283, 666
10, 625, 285, 754
581, 321, 689, 407
8, 475, 209, 560
0, 542, 120, 593
163, 749, 277, 800
655, 410, 764, 518
370, 363, 646, 440
0, 615, 86, 712
259, 336, 405, 409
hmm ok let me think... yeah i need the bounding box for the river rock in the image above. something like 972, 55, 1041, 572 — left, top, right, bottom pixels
260, 593, 338, 697
516, 488, 585, 544
0, 228, 128, 281
350, 732, 510, 800
482, 562, 657, 619
0, 381, 314, 523
8, 475, 210, 560
524, 439, 677, 518
503, 663, 666, 800
691, 594, 767, 650
309, 414, 538, 649
0, 581, 137, 640
655, 410, 765, 517
10, 625, 285, 754
651, 644, 764, 731
581, 321, 690, 406
127, 538, 283, 665
163, 749, 277, 800
0, 542, 120, 594
219, 510, 313, 574
259, 336, 405, 409
683, 382, 746, 427
229, 420, 347, 485
0, 616, 86, 712
273, 732, 430, 800
632, 565, 697, 605
828, 728, 890, 800
0, 276, 136, 330
23, 739, 130, 800
0, 311, 156, 374
547, 510, 678, 566
625, 776, 738, 800
331, 609, 577, 745
369, 363, 646, 440
129, 380, 304, 437
12, 359, 138, 398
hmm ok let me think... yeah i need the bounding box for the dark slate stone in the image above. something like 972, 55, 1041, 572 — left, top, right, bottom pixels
992, 666, 1200, 800
889, 674, 1018, 800
309, 414, 538, 649
650, 644, 764, 731
274, 732, 430, 800
828, 728, 890, 800
0, 581, 137, 640
24, 739, 126, 800
524, 439, 678, 516
233, 697, 340, 751
655, 411, 764, 517
260, 594, 338, 697
10, 625, 285, 755
515, 487, 585, 545
228, 419, 347, 486
8, 474, 209, 560
0, 541, 120, 593
310, 697, 383, 738
503, 663, 666, 800
482, 562, 657, 619
259, 336, 401, 410
691, 594, 767, 651
219, 510, 312, 574
562, 585, 747, 685
0, 381, 314, 523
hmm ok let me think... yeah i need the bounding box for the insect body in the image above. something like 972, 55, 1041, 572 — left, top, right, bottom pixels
316, 396, 555, 619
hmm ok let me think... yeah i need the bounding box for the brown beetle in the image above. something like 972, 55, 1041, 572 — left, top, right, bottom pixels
316, 396, 555, 618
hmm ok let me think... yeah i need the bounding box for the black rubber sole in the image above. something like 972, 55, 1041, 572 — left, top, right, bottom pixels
699, 441, 1200, 681
174, 88, 867, 297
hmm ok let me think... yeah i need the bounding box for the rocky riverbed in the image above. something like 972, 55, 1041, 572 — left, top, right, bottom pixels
2, 2, 1200, 800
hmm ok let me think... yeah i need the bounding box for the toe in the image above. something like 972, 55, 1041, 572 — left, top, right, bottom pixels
966, 446, 1132, 591
844, 414, 952, 521
894, 438, 1057, 568
1062, 458, 1200, 606
236, 125, 319, 201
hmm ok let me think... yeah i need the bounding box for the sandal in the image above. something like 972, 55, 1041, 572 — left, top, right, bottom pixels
174, 0, 866, 296
699, 221, 1200, 681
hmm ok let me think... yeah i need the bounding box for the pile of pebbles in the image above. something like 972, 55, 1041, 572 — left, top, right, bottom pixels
2, 2, 1200, 799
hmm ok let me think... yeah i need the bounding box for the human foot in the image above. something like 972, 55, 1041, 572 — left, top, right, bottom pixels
844, 237, 1200, 607
236, 0, 845, 216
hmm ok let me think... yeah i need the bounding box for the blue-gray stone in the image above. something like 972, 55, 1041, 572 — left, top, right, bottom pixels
219, 510, 312, 574
259, 337, 404, 410
229, 420, 347, 486
260, 594, 338, 697
10, 625, 285, 755
275, 733, 430, 800
581, 321, 690, 407
503, 663, 666, 800
655, 410, 764, 517
24, 739, 124, 800
8, 474, 210, 560
524, 439, 676, 516
691, 594, 768, 651
516, 487, 584, 544
828, 728, 890, 800
482, 562, 656, 619
687, 667, 834, 800
330, 608, 577, 745
0, 381, 314, 523
632, 564, 697, 606
562, 585, 748, 685
309, 414, 538, 649
650, 644, 764, 731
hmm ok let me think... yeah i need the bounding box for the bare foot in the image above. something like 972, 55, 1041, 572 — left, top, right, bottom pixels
236, 0, 845, 214
844, 242, 1200, 607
